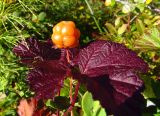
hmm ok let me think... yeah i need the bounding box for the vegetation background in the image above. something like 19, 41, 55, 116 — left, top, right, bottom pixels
0, 0, 160, 115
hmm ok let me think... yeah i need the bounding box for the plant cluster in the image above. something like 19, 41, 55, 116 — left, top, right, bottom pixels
13, 37, 148, 115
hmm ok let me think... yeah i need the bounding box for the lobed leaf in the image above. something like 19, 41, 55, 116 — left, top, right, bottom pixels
13, 38, 68, 100
74, 40, 148, 116
27, 62, 67, 100
13, 38, 61, 66
77, 40, 148, 77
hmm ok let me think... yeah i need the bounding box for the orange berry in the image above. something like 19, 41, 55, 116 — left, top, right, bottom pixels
55, 44, 63, 49
74, 28, 80, 39
52, 22, 64, 34
61, 25, 75, 36
52, 21, 80, 48
65, 21, 76, 28
52, 34, 63, 46
63, 36, 77, 48
70, 40, 79, 48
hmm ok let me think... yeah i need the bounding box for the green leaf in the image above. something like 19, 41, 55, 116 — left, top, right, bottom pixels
134, 0, 145, 3
82, 92, 93, 116
118, 24, 128, 35
32, 15, 38, 22
60, 79, 70, 97
46, 96, 70, 110
0, 108, 17, 116
122, 4, 131, 13
136, 3, 145, 12
38, 12, 46, 21
144, 19, 152, 25
105, 23, 117, 34
142, 76, 160, 98
151, 28, 160, 40
136, 19, 145, 33
0, 92, 18, 109
151, 16, 160, 23
0, 78, 8, 91
146, 0, 152, 4
0, 92, 6, 101
93, 101, 106, 116
115, 17, 121, 27
105, 0, 115, 7
135, 28, 160, 50
82, 91, 106, 116
146, 28, 160, 47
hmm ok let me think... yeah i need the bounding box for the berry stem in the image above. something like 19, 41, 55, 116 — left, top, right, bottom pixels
66, 49, 73, 115
64, 49, 80, 116
66, 49, 73, 102
66, 49, 71, 63
63, 82, 80, 116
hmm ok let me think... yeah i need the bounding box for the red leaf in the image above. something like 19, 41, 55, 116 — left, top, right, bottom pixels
27, 62, 67, 99
73, 40, 148, 116
86, 72, 144, 116
77, 40, 148, 77
13, 38, 69, 99
13, 38, 61, 66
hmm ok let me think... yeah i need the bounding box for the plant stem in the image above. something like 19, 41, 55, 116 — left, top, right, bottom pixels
71, 82, 80, 106
70, 76, 73, 104
56, 90, 60, 116
64, 49, 80, 116
66, 49, 71, 63
66, 49, 73, 115
127, 14, 131, 31
84, 0, 103, 33
66, 50, 73, 102
63, 82, 80, 116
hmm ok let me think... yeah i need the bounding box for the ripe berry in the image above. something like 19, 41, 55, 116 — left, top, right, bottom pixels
52, 21, 80, 48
